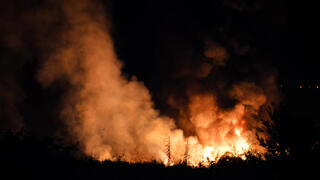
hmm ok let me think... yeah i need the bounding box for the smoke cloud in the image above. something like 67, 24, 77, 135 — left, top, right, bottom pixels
33, 0, 181, 162
0, 0, 280, 165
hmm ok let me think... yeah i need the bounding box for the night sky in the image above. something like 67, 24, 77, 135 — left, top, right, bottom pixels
112, 0, 318, 82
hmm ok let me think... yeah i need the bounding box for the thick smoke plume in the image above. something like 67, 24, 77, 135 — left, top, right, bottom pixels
35, 0, 182, 162
0, 0, 280, 165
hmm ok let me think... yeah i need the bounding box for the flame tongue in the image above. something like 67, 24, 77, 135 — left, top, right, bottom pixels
203, 146, 214, 162
235, 128, 242, 137
162, 104, 256, 167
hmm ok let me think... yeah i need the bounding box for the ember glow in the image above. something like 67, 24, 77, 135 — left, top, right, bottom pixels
34, 0, 276, 167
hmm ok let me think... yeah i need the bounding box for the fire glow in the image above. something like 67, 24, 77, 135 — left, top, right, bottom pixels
159, 105, 261, 167
36, 0, 277, 168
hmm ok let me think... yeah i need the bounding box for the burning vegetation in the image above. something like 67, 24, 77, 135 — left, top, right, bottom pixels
35, 0, 279, 166
0, 0, 281, 168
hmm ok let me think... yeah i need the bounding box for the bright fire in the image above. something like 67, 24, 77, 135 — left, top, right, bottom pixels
37, 0, 275, 168
155, 103, 262, 167
169, 104, 255, 167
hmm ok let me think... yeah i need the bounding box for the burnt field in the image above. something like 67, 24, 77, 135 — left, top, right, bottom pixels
1, 86, 319, 180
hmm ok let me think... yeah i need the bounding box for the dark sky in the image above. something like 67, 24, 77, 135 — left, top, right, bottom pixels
111, 0, 317, 82
110, 0, 290, 112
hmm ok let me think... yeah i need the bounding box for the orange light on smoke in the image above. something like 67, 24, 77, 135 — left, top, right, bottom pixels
44, 0, 276, 166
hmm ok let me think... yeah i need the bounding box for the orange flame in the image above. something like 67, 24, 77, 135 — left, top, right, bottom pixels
36, 0, 274, 168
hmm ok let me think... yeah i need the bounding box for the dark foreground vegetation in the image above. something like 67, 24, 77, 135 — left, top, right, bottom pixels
0, 130, 319, 180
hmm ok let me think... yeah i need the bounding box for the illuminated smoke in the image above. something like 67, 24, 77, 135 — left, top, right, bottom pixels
1, 0, 279, 166
36, 0, 180, 163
